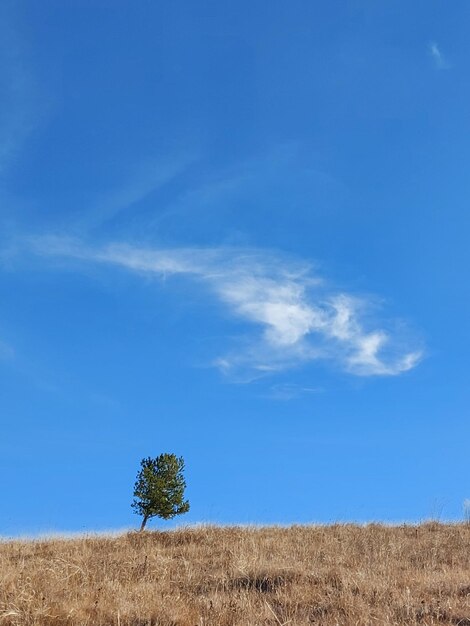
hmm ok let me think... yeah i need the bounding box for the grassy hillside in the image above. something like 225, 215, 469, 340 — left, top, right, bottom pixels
1, 523, 469, 625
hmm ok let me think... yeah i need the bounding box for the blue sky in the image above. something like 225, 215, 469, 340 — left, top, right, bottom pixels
1, 1, 469, 534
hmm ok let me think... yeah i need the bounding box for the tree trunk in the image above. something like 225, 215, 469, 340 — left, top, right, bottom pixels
139, 515, 149, 532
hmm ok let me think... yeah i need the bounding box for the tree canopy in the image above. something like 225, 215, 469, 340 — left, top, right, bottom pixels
132, 454, 190, 531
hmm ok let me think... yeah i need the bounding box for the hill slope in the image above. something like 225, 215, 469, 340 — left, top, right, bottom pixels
1, 524, 469, 625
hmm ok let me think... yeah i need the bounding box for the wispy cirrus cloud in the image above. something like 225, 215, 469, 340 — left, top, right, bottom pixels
429, 42, 450, 70
31, 237, 423, 380
75, 153, 197, 233
265, 383, 323, 401
0, 339, 14, 360
0, 13, 40, 178
0, 7, 50, 244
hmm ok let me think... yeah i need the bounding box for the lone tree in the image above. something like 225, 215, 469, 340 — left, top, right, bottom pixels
132, 454, 190, 531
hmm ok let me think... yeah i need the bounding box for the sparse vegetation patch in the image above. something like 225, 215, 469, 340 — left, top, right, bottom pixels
0, 524, 469, 625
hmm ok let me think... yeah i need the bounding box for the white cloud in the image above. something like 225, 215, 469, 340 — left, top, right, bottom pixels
31, 237, 423, 380
429, 42, 450, 70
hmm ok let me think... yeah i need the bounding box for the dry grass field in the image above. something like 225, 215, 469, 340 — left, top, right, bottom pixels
0, 523, 469, 626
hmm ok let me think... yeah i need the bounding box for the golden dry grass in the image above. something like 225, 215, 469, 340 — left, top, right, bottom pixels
0, 523, 469, 625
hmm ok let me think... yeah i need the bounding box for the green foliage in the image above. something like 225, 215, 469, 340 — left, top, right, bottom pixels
132, 454, 190, 531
